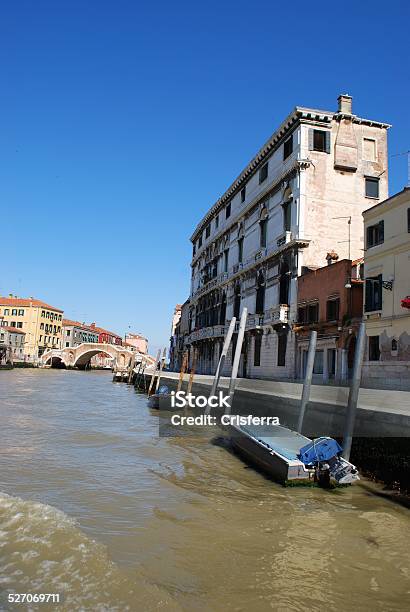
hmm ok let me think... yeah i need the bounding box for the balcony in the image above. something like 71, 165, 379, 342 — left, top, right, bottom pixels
246, 314, 265, 330
276, 231, 292, 248
266, 304, 289, 325
188, 325, 226, 343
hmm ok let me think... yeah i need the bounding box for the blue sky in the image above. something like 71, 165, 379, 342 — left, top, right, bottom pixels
1, 0, 409, 354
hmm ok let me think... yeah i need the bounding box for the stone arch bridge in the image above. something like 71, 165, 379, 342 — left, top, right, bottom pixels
41, 343, 135, 370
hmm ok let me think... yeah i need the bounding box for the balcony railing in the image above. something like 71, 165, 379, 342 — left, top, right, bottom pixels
188, 324, 226, 343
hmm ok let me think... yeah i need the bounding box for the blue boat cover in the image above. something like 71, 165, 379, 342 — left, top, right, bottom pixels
157, 385, 170, 395
298, 437, 342, 465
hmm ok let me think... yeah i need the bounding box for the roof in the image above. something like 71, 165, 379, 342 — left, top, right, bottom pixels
362, 186, 410, 216
0, 296, 63, 313
62, 319, 99, 333
191, 103, 391, 242
89, 324, 122, 338
2, 326, 26, 335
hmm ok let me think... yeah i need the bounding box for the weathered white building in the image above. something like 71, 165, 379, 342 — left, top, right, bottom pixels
187, 95, 390, 379
362, 187, 410, 389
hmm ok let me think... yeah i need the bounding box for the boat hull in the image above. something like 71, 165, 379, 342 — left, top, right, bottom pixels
228, 424, 315, 485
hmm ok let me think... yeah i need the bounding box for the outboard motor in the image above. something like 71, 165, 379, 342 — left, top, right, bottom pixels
298, 437, 359, 486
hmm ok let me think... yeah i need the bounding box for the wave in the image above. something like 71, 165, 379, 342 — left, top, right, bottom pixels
0, 491, 179, 611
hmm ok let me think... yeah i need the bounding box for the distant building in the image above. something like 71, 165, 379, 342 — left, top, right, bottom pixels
0, 296, 63, 361
124, 333, 148, 354
0, 326, 26, 363
295, 258, 363, 383
186, 94, 390, 378
89, 323, 123, 345
362, 187, 410, 389
169, 300, 190, 371
62, 319, 99, 348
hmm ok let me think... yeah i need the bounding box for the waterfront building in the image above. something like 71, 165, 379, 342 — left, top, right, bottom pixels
362, 187, 410, 390
295, 257, 363, 383
0, 326, 26, 363
62, 319, 99, 348
187, 94, 389, 378
124, 333, 148, 354
169, 300, 190, 371
88, 323, 123, 345
0, 296, 63, 361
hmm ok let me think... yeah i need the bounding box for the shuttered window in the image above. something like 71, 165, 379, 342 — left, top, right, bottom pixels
308, 129, 331, 153
365, 275, 383, 312
283, 135, 293, 159
366, 220, 384, 248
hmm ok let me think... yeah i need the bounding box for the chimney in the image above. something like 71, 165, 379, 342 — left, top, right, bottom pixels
338, 94, 352, 115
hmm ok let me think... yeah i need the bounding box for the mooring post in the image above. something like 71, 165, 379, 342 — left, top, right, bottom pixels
177, 351, 188, 393
186, 348, 197, 395
148, 349, 161, 396
226, 308, 248, 416
297, 330, 317, 433
154, 347, 167, 393
342, 321, 366, 461
205, 317, 236, 415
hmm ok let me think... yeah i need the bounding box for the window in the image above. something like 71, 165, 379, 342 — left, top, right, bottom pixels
298, 306, 307, 323
326, 298, 340, 321
18, 309, 24, 316
283, 135, 293, 159
39, 335, 43, 342
407, 209, 410, 233
224, 249, 229, 273
308, 303, 319, 323
16, 322, 23, 329
40, 323, 44, 330
365, 275, 383, 312
363, 138, 376, 161
238, 237, 243, 263
4, 309, 9, 315
254, 335, 262, 366
12, 309, 17, 315
369, 336, 380, 361
313, 350, 324, 374
198, 234, 202, 248
41, 310, 45, 317
226, 203, 231, 219
366, 220, 384, 248
255, 272, 265, 314
309, 129, 330, 153
65, 342, 70, 347
277, 333, 287, 366
215, 214, 219, 229
260, 219, 267, 248
283, 201, 291, 232
193, 244, 196, 256
259, 163, 268, 184
365, 177, 380, 198
205, 225, 210, 239
241, 187, 246, 203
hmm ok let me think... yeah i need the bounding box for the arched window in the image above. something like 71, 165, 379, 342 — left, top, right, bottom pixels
255, 271, 265, 315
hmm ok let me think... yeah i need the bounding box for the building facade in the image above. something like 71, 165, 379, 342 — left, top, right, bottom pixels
62, 319, 100, 348
124, 333, 148, 354
169, 299, 190, 371
0, 296, 63, 360
295, 258, 363, 383
362, 187, 410, 389
0, 326, 26, 363
186, 94, 389, 378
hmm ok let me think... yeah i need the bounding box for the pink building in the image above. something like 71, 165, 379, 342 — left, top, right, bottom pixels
124, 333, 148, 354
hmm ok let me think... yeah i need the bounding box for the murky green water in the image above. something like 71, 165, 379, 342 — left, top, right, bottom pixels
0, 369, 409, 611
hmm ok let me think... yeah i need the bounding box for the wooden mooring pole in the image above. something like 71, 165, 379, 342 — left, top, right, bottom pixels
342, 322, 366, 461
297, 330, 317, 434
148, 349, 161, 396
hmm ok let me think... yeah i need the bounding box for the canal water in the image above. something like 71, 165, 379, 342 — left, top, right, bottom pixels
0, 369, 409, 611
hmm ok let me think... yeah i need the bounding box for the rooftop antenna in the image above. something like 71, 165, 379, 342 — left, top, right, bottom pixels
391, 150, 410, 188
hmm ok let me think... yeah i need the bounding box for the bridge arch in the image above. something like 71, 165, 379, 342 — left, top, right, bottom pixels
41, 343, 133, 370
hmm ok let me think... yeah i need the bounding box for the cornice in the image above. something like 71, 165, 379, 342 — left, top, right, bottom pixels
191, 106, 391, 242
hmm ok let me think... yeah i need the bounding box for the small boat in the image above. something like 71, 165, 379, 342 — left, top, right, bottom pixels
209, 308, 360, 488
147, 385, 173, 410
229, 423, 359, 485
